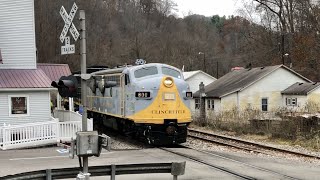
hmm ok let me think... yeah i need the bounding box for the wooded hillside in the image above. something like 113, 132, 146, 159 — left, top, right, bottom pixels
34, 0, 320, 81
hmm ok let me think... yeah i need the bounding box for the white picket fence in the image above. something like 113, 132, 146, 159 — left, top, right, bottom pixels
0, 117, 93, 150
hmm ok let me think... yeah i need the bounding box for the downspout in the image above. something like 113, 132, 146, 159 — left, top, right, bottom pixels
236, 91, 240, 111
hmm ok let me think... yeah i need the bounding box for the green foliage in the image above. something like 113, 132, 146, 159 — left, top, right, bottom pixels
210, 15, 226, 32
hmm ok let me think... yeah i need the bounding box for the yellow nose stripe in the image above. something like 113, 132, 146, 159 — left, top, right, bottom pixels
127, 77, 191, 124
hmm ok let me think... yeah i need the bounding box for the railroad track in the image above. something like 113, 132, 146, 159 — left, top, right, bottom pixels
188, 128, 320, 160
160, 145, 301, 180
160, 147, 257, 180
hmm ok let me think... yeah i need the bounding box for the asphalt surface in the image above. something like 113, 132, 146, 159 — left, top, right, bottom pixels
0, 146, 319, 179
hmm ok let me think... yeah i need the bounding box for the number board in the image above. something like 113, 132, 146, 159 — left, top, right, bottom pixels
164, 93, 175, 100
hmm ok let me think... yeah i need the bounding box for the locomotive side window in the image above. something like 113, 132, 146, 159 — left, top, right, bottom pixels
134, 66, 158, 78
125, 74, 130, 85
161, 67, 181, 79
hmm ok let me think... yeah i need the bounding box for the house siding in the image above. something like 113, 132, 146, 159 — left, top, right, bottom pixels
0, 91, 51, 126
186, 72, 215, 115
187, 73, 215, 93
221, 93, 238, 111
282, 95, 306, 112
239, 68, 308, 111
306, 87, 320, 112
0, 0, 36, 69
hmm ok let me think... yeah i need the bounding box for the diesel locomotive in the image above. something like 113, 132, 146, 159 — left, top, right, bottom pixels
84, 62, 192, 145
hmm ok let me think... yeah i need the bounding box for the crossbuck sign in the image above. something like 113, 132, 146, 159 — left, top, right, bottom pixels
60, 3, 80, 55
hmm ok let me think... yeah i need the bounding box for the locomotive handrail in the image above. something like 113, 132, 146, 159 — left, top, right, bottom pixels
1, 162, 186, 180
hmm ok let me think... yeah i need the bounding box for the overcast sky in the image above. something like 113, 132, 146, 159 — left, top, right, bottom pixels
173, 0, 242, 17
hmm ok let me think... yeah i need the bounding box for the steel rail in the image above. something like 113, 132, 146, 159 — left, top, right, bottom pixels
188, 128, 320, 160
160, 147, 256, 180
1, 162, 184, 180
188, 133, 269, 155
175, 145, 301, 180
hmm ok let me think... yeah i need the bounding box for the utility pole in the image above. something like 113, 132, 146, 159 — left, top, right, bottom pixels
199, 82, 206, 126
203, 53, 206, 73
216, 61, 218, 78
79, 10, 89, 179
281, 33, 285, 65
198, 52, 206, 73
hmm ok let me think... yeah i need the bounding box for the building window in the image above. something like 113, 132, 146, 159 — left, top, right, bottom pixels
9, 96, 29, 116
261, 98, 268, 112
286, 98, 297, 106
195, 98, 200, 109
207, 99, 214, 109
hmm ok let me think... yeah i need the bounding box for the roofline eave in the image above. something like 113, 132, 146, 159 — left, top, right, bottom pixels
0, 88, 55, 92
219, 89, 241, 98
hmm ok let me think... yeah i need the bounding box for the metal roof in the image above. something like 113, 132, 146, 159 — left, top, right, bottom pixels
281, 82, 320, 95
0, 69, 52, 88
194, 65, 312, 98
37, 63, 71, 81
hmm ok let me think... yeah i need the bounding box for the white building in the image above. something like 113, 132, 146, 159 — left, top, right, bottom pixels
0, 0, 54, 126
183, 70, 216, 114
281, 82, 320, 113
194, 65, 312, 115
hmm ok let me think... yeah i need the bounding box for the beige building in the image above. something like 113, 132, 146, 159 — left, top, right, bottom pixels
194, 65, 313, 114
281, 82, 320, 112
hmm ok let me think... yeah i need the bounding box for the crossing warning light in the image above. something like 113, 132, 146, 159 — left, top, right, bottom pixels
51, 75, 79, 97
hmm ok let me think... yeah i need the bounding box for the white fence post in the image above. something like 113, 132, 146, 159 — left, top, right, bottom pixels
87, 118, 93, 131
1, 111, 93, 150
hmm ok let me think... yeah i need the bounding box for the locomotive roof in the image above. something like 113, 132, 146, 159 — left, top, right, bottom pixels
91, 63, 181, 75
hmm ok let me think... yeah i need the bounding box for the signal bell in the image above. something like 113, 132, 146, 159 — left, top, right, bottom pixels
51, 75, 78, 97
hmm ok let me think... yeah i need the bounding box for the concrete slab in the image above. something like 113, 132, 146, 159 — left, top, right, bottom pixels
0, 147, 319, 179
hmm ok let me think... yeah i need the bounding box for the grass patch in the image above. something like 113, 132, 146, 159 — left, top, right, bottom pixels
191, 108, 320, 151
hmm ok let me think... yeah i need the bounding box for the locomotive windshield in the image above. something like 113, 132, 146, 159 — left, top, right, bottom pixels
134, 66, 158, 78
161, 67, 182, 79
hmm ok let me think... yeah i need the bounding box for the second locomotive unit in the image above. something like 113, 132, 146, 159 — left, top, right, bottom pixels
85, 62, 192, 145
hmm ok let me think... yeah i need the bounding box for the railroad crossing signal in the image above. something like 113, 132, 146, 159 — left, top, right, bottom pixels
51, 75, 79, 97
60, 3, 79, 55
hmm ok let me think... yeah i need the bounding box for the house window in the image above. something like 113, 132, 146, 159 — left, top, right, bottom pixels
195, 98, 200, 109
9, 96, 29, 116
261, 98, 268, 112
286, 98, 297, 106
207, 99, 214, 109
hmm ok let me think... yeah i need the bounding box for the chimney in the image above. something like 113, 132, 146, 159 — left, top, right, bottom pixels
231, 67, 244, 71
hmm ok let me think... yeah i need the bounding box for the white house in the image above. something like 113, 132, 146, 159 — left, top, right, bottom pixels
281, 82, 320, 112
0, 0, 54, 126
194, 65, 312, 115
183, 70, 216, 114
0, 0, 91, 150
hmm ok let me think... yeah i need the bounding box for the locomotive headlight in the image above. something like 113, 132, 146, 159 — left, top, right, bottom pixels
164, 77, 174, 87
